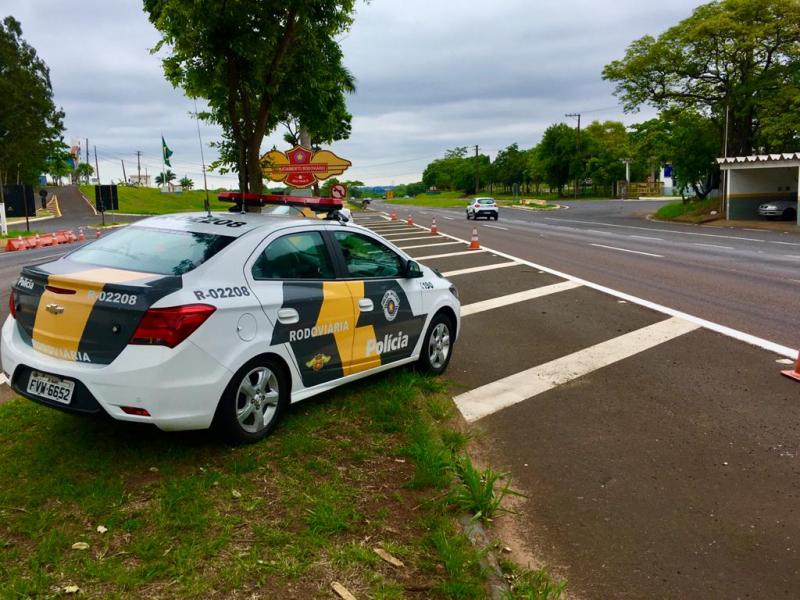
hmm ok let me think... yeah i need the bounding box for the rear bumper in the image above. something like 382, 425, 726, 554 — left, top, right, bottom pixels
1, 317, 233, 431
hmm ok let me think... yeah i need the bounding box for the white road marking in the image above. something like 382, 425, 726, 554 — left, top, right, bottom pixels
629, 235, 663, 241
443, 216, 455, 220
545, 216, 767, 243
404, 219, 797, 359
381, 233, 432, 239
454, 317, 701, 422
771, 240, 800, 247
460, 281, 582, 317
442, 262, 519, 277
396, 241, 463, 250
590, 243, 664, 258
692, 243, 734, 250
484, 224, 509, 231
416, 250, 485, 260
783, 255, 800, 260
384, 235, 444, 242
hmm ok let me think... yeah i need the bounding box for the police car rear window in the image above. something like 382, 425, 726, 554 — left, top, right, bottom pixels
69, 227, 235, 276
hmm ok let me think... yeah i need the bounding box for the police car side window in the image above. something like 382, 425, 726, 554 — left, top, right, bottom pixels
333, 231, 403, 278
252, 231, 335, 280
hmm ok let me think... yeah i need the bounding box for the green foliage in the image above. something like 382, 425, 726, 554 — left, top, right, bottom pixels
74, 162, 94, 184
179, 176, 194, 189
448, 455, 520, 522
537, 124, 578, 192
144, 0, 357, 194
0, 16, 65, 185
603, 0, 800, 154
154, 170, 176, 186
423, 147, 491, 195
499, 559, 567, 600
44, 142, 73, 185
583, 121, 630, 187
654, 196, 720, 221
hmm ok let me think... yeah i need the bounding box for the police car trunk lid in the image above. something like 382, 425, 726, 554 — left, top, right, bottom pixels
14, 261, 181, 365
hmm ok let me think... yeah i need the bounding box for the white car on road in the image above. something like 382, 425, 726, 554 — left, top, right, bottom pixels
466, 197, 499, 220
2, 211, 460, 442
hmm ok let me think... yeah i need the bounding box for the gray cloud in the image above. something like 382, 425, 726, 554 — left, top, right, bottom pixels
5, 0, 704, 186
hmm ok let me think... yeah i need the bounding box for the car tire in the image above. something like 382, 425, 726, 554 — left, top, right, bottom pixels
785, 208, 797, 221
214, 356, 289, 443
416, 312, 455, 375
494, 214, 499, 221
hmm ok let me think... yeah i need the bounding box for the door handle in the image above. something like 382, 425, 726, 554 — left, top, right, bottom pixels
358, 298, 374, 312
277, 308, 299, 324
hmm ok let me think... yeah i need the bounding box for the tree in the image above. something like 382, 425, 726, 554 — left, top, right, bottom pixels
583, 121, 631, 190
155, 170, 176, 186
603, 0, 800, 155
180, 176, 194, 189
492, 143, 527, 192
45, 142, 73, 186
144, 0, 357, 197
0, 16, 64, 186
536, 123, 579, 194
74, 162, 94, 184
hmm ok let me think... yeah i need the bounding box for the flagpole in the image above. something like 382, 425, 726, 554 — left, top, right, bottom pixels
194, 99, 211, 216
160, 132, 165, 193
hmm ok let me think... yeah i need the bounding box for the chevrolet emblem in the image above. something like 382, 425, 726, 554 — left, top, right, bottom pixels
45, 303, 64, 315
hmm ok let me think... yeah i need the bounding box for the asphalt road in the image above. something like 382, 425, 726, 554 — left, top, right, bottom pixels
350, 210, 800, 599
373, 199, 800, 350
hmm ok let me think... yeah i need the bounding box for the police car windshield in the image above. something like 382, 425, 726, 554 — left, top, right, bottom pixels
69, 227, 235, 276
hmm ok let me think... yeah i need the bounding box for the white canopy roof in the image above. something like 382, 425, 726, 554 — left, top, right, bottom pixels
718, 153, 800, 166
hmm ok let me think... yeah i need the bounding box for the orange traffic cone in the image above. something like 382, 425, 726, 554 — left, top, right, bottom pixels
95, 229, 101, 239
431, 218, 438, 234
468, 227, 481, 250
407, 214, 414, 226
34, 234, 41, 248
51, 233, 58, 245
390, 211, 397, 221
78, 227, 85, 241
782, 353, 800, 382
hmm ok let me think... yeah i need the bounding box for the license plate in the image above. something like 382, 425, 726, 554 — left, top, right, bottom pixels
26, 371, 75, 405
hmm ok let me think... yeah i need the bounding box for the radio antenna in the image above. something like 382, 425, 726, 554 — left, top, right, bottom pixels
193, 98, 212, 217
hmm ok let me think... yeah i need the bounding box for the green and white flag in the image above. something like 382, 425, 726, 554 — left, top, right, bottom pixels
161, 136, 173, 167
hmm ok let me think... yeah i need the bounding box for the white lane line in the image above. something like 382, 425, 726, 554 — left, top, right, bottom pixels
590, 243, 664, 258
783, 255, 800, 260
381, 233, 432, 240
454, 317, 701, 422
405, 218, 797, 359
369, 227, 412, 232
384, 235, 444, 242
629, 235, 663, 241
460, 281, 582, 317
692, 243, 734, 250
545, 216, 767, 243
484, 224, 509, 231
443, 216, 455, 220
396, 241, 463, 250
416, 250, 485, 260
771, 240, 800, 247
442, 262, 519, 277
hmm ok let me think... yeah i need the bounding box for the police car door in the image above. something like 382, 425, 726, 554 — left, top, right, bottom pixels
246, 229, 356, 388
330, 230, 427, 373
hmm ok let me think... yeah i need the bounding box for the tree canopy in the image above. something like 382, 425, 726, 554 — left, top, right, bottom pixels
0, 16, 65, 186
144, 0, 357, 196
603, 0, 800, 155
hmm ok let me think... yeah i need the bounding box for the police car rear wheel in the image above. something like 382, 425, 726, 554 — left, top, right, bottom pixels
216, 357, 288, 443
418, 314, 453, 375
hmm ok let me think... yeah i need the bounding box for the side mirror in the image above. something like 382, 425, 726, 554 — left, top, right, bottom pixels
405, 260, 424, 278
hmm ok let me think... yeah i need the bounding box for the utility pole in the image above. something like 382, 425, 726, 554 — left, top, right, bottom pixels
120, 159, 128, 184
565, 113, 581, 200
136, 150, 142, 186
85, 138, 89, 183
94, 146, 100, 185
474, 145, 480, 195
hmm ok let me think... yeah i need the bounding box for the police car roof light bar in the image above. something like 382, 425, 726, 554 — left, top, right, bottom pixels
218, 192, 343, 213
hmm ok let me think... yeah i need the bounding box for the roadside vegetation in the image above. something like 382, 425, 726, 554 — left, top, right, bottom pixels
654, 197, 720, 223
0, 370, 564, 598
384, 191, 561, 210
79, 185, 230, 215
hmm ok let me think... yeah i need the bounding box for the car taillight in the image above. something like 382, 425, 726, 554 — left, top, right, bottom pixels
474, 203, 480, 208
8, 290, 16, 319
130, 304, 216, 348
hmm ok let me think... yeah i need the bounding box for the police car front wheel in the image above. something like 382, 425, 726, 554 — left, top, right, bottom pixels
417, 313, 454, 375
215, 356, 289, 443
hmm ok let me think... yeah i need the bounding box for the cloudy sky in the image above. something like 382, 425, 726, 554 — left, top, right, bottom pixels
6, 0, 704, 188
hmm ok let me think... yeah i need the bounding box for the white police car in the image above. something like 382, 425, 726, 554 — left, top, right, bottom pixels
2, 210, 460, 442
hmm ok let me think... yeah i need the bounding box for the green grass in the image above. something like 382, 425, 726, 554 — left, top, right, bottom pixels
654, 197, 720, 222
0, 370, 519, 598
499, 559, 567, 600
1, 229, 44, 239
385, 190, 602, 209
79, 185, 230, 215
